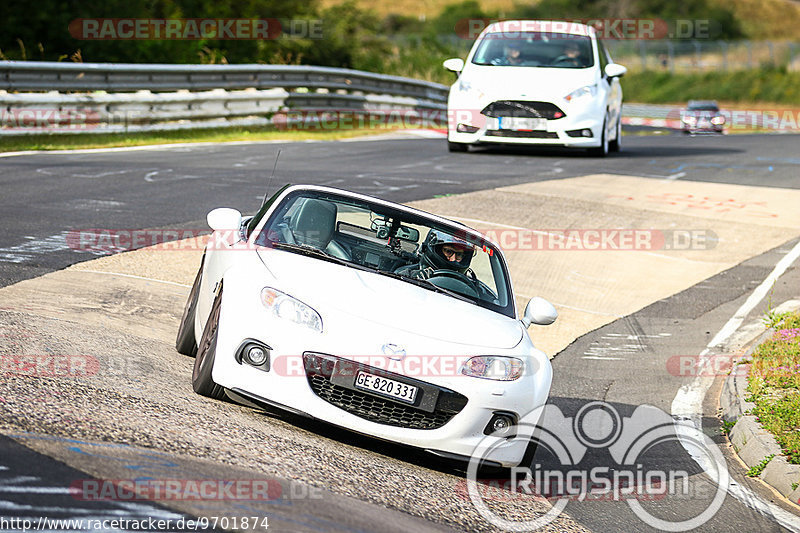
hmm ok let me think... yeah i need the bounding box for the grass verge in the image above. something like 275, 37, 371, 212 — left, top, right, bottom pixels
0, 124, 419, 153
622, 69, 800, 106
747, 311, 800, 465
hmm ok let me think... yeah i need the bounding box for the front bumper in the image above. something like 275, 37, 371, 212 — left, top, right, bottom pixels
448, 111, 604, 148
211, 314, 552, 467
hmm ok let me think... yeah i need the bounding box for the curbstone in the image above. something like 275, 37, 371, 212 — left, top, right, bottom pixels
719, 300, 800, 504
730, 415, 782, 467
761, 456, 800, 498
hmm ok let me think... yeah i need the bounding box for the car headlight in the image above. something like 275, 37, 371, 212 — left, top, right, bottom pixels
682, 116, 697, 124
564, 84, 597, 103
711, 116, 725, 125
461, 356, 524, 381
260, 287, 322, 333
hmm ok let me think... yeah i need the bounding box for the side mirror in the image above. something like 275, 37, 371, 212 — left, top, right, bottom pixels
443, 58, 465, 73
207, 207, 242, 232
604, 63, 627, 79
521, 297, 558, 327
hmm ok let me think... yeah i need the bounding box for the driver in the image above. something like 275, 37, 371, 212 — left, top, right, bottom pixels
556, 40, 583, 66
396, 229, 477, 280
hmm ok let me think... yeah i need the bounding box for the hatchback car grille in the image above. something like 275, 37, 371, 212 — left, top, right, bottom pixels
482, 100, 565, 120
485, 130, 559, 139
303, 353, 468, 430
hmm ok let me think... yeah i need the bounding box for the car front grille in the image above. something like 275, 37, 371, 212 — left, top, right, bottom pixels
485, 130, 559, 139
303, 353, 468, 430
482, 100, 566, 120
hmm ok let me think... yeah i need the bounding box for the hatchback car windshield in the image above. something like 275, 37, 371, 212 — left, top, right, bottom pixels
255, 191, 515, 317
471, 32, 594, 68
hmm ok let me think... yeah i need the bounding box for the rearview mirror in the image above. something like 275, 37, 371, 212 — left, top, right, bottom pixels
521, 297, 558, 327
370, 218, 420, 242
207, 207, 242, 232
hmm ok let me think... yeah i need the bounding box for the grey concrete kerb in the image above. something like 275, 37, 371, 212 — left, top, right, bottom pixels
720, 301, 800, 506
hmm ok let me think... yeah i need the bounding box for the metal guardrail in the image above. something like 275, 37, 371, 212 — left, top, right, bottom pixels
0, 61, 449, 100
0, 61, 450, 135
0, 60, 682, 135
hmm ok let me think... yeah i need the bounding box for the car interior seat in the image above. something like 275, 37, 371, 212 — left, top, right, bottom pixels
288, 198, 351, 260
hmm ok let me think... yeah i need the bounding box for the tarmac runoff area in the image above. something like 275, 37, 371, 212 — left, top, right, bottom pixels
1, 173, 800, 530
4, 172, 800, 358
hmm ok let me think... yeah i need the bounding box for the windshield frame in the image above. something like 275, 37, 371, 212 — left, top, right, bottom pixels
470, 31, 596, 69
253, 188, 518, 319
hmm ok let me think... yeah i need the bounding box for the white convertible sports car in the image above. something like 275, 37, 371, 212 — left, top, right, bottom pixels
176, 184, 557, 467
443, 20, 627, 155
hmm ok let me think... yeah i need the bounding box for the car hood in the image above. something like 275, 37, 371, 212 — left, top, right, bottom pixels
461, 65, 597, 103
257, 248, 523, 350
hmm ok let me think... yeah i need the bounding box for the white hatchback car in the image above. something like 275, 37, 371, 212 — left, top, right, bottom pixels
176, 184, 557, 467
444, 20, 626, 156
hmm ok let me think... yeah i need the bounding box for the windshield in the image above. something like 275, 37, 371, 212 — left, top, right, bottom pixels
255, 190, 515, 318
687, 102, 719, 112
471, 32, 594, 68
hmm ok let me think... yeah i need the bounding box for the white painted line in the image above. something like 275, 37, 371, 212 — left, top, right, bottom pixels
664, 171, 687, 181
672, 238, 800, 531
70, 269, 191, 288
0, 139, 293, 158
515, 293, 621, 318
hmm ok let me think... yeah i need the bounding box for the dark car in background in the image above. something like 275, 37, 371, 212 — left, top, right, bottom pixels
681, 100, 725, 134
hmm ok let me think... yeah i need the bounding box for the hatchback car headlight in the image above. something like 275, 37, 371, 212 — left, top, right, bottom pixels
261, 287, 322, 333
711, 116, 725, 125
461, 356, 524, 381
564, 84, 597, 103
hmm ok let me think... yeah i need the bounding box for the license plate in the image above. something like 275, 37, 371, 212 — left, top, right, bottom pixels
497, 117, 546, 131
354, 371, 418, 404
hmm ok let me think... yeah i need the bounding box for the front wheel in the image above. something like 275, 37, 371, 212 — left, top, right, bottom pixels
448, 141, 469, 153
609, 116, 622, 153
192, 288, 226, 400
175, 255, 204, 356
587, 117, 609, 157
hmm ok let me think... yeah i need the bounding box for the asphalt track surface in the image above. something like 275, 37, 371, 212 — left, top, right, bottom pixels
1, 131, 799, 532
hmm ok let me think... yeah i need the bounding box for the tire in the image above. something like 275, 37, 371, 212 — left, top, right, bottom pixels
609, 116, 622, 153
587, 116, 609, 157
175, 255, 204, 356
192, 288, 226, 400
448, 141, 468, 153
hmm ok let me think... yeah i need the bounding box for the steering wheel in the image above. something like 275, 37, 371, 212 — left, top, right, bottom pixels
551, 56, 579, 66
427, 270, 480, 298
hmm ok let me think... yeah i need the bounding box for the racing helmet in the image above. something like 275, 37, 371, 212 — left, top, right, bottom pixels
421, 229, 476, 273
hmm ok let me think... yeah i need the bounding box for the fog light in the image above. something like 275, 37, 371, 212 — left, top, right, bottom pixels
457, 123, 480, 133
246, 346, 267, 366
235, 339, 271, 370
484, 412, 517, 438
581, 128, 593, 137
